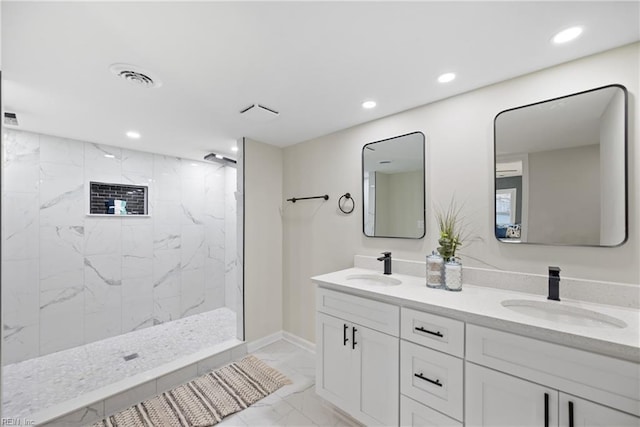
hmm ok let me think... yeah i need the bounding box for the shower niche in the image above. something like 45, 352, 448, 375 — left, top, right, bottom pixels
89, 181, 149, 215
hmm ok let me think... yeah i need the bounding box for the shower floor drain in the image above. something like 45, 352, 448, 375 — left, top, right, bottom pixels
123, 353, 139, 362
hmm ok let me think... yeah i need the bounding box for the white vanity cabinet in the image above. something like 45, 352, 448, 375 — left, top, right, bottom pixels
316, 288, 400, 426
314, 276, 639, 427
466, 324, 640, 427
400, 395, 463, 427
466, 363, 640, 427
558, 393, 640, 427
466, 362, 558, 427
400, 307, 465, 426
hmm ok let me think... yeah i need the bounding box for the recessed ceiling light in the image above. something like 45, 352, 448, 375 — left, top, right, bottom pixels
231, 146, 239, 152
362, 101, 377, 109
126, 131, 141, 139
191, 163, 198, 167
104, 154, 115, 159
438, 73, 456, 83
552, 26, 583, 44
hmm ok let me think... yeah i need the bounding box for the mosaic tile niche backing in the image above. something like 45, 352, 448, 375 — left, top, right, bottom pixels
90, 182, 148, 215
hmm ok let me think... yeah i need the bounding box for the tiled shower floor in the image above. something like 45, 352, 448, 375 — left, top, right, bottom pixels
2, 307, 237, 419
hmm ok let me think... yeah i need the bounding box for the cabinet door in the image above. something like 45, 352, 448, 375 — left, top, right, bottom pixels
466, 362, 558, 427
559, 393, 640, 427
316, 312, 358, 413
356, 323, 400, 426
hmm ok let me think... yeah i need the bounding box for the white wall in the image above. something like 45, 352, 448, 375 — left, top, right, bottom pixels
281, 42, 640, 342
1, 129, 235, 363
527, 145, 600, 245
364, 172, 375, 235
244, 138, 283, 342
387, 171, 423, 237
600, 88, 627, 245
374, 170, 424, 237
374, 172, 391, 234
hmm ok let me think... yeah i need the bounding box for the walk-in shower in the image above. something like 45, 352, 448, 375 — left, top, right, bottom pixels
1, 129, 244, 421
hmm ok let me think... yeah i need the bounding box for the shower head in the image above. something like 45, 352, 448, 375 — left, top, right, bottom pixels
204, 153, 237, 167
4, 112, 18, 126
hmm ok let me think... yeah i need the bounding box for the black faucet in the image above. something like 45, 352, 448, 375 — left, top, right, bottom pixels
377, 252, 392, 275
548, 266, 561, 301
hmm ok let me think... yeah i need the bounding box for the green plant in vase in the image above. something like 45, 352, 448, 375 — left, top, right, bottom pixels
435, 199, 467, 261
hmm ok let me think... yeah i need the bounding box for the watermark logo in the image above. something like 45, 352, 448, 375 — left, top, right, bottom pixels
1, 418, 35, 426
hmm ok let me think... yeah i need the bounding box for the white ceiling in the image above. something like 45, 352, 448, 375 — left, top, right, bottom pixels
2, 1, 639, 161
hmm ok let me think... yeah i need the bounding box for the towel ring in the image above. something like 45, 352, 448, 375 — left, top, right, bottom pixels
339, 193, 355, 214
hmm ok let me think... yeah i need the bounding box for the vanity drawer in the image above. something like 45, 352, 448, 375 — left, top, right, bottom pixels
466, 324, 640, 417
400, 395, 462, 427
316, 287, 399, 336
400, 340, 463, 422
401, 307, 464, 357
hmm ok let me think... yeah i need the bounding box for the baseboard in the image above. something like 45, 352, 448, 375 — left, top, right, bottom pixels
246, 331, 283, 353
246, 330, 316, 354
282, 331, 316, 354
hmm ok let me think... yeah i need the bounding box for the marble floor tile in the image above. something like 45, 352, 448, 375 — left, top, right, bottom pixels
220, 340, 363, 427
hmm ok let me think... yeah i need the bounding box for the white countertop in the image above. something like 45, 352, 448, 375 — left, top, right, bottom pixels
311, 268, 640, 362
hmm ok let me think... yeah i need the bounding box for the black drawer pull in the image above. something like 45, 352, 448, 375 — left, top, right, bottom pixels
343, 324, 349, 346
414, 373, 442, 387
414, 326, 444, 338
544, 393, 549, 427
352, 327, 357, 349
568, 401, 574, 427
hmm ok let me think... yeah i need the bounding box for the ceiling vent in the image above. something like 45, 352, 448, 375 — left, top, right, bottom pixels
240, 104, 279, 122
109, 63, 162, 89
4, 112, 18, 126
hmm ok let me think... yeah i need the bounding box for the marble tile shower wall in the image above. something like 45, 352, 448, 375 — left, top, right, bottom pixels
234, 142, 245, 339
1, 129, 234, 364
224, 167, 238, 312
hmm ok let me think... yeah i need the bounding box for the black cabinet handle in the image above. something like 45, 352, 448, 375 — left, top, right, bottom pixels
414, 326, 444, 338
343, 324, 349, 346
568, 401, 574, 427
352, 327, 357, 349
544, 393, 549, 427
414, 373, 442, 387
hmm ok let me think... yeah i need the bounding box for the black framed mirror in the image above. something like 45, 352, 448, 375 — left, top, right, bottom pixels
494, 84, 627, 246
362, 132, 425, 239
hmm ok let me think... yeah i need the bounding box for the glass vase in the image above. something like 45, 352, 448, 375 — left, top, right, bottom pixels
426, 251, 444, 288
444, 258, 463, 291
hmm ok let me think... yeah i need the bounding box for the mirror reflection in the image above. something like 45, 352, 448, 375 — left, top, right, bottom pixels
494, 84, 627, 246
363, 132, 425, 239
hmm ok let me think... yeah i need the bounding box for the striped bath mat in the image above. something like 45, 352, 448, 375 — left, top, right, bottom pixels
93, 355, 291, 427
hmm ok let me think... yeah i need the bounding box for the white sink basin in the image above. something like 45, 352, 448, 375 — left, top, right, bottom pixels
501, 299, 627, 329
346, 274, 401, 286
